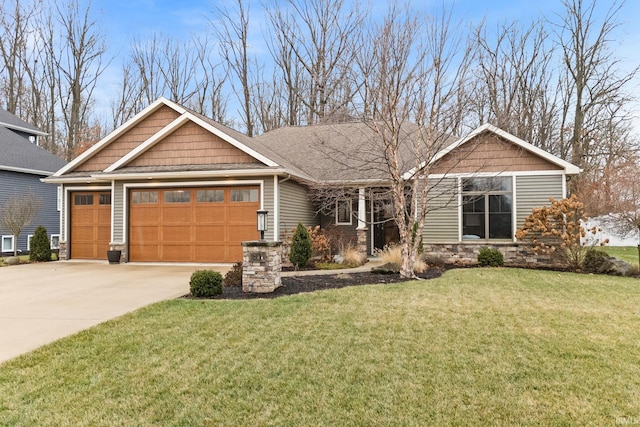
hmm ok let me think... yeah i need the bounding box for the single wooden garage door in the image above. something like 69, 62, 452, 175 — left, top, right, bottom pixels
70, 191, 111, 259
129, 186, 260, 262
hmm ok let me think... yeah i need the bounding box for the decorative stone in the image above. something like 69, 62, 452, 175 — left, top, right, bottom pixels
242, 241, 283, 293
5, 256, 20, 265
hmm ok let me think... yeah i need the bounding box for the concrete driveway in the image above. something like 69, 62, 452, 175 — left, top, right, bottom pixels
0, 261, 229, 364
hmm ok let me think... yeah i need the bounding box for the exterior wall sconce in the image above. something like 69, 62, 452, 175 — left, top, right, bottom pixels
257, 209, 268, 241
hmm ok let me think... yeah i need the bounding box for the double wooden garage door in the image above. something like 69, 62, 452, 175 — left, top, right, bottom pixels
129, 186, 260, 262
70, 187, 259, 262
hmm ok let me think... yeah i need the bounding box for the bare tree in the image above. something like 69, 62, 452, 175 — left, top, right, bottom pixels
52, 0, 109, 161
556, 0, 638, 187
212, 0, 256, 136
314, 3, 473, 278
0, 192, 43, 256
266, 0, 365, 124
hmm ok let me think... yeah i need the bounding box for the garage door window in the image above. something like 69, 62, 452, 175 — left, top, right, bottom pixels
74, 194, 93, 205
164, 190, 190, 203
197, 189, 224, 203
132, 191, 158, 204
99, 194, 111, 205
231, 188, 258, 202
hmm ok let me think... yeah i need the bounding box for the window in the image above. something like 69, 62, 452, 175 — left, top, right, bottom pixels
462, 177, 512, 240
131, 191, 158, 204
99, 193, 111, 205
51, 234, 60, 249
336, 199, 352, 225
27, 235, 34, 251
231, 188, 258, 202
197, 189, 224, 203
1, 236, 14, 253
57, 186, 62, 211
164, 190, 190, 203
74, 194, 93, 205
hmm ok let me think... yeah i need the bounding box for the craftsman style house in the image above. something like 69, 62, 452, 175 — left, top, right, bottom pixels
0, 108, 66, 255
45, 98, 579, 263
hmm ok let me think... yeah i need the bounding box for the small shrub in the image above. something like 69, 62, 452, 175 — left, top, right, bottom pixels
477, 247, 504, 267
190, 270, 223, 297
224, 262, 243, 287
424, 255, 446, 268
582, 249, 615, 274
413, 257, 427, 273
30, 226, 51, 262
375, 244, 425, 272
289, 222, 312, 269
342, 244, 367, 267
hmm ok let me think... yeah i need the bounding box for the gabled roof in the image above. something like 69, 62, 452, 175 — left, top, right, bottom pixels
0, 107, 47, 136
403, 123, 581, 179
0, 120, 65, 176
53, 97, 283, 178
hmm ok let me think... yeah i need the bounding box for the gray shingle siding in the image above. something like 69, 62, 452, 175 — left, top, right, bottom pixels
278, 179, 319, 239
0, 170, 60, 253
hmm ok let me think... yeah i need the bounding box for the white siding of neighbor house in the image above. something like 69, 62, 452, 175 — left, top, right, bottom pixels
422, 178, 459, 242
278, 179, 319, 239
515, 175, 564, 229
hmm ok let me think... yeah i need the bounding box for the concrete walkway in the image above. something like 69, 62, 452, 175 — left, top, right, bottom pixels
0, 261, 229, 364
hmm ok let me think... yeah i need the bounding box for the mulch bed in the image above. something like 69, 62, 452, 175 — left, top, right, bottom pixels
202, 268, 445, 300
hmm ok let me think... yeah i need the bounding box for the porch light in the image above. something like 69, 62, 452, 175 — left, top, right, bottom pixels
257, 210, 268, 240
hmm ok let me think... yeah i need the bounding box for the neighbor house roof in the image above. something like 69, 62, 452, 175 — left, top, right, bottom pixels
0, 107, 47, 137
0, 117, 65, 176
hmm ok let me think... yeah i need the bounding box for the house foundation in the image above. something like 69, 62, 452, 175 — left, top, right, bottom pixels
423, 242, 567, 269
242, 241, 283, 293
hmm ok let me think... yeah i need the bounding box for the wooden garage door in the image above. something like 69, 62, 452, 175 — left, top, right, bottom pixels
129, 186, 260, 262
70, 191, 111, 259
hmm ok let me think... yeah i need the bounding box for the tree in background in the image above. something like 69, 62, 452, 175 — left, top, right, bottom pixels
0, 192, 43, 256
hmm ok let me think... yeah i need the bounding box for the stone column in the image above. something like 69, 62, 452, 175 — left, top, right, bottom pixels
58, 241, 68, 260
242, 241, 283, 293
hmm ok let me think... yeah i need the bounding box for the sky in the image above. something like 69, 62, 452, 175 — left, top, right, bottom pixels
82, 0, 640, 125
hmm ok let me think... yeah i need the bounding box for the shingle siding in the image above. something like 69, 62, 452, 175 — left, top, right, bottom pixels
0, 170, 60, 253
515, 175, 564, 228
278, 180, 319, 239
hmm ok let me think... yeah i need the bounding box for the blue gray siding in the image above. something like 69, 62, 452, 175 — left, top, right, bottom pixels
0, 170, 60, 253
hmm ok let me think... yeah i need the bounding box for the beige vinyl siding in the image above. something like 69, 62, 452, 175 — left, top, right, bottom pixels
423, 178, 459, 242
516, 175, 564, 229
261, 177, 275, 240
278, 179, 318, 239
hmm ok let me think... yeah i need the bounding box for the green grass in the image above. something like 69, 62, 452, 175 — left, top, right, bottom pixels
602, 246, 640, 267
1, 268, 640, 425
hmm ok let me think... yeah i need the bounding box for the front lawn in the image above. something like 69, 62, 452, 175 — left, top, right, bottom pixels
1, 268, 639, 425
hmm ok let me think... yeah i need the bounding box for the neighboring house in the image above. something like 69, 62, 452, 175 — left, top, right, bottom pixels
45, 97, 580, 263
0, 108, 66, 255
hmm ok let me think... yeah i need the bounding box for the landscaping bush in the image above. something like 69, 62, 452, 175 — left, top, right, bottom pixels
289, 222, 312, 269
29, 226, 51, 262
190, 270, 223, 297
582, 249, 615, 274
477, 247, 504, 267
224, 262, 243, 287
375, 244, 426, 272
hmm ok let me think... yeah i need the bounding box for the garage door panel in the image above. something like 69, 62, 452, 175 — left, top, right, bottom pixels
70, 191, 111, 260
194, 225, 225, 242
129, 186, 259, 263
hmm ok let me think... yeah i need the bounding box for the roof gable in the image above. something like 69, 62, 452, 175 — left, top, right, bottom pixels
54, 97, 278, 178
405, 123, 581, 178
0, 120, 65, 175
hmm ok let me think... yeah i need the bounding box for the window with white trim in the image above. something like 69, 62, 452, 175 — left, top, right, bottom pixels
462, 177, 512, 240
27, 235, 34, 251
1, 236, 14, 253
51, 234, 60, 249
336, 199, 352, 225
